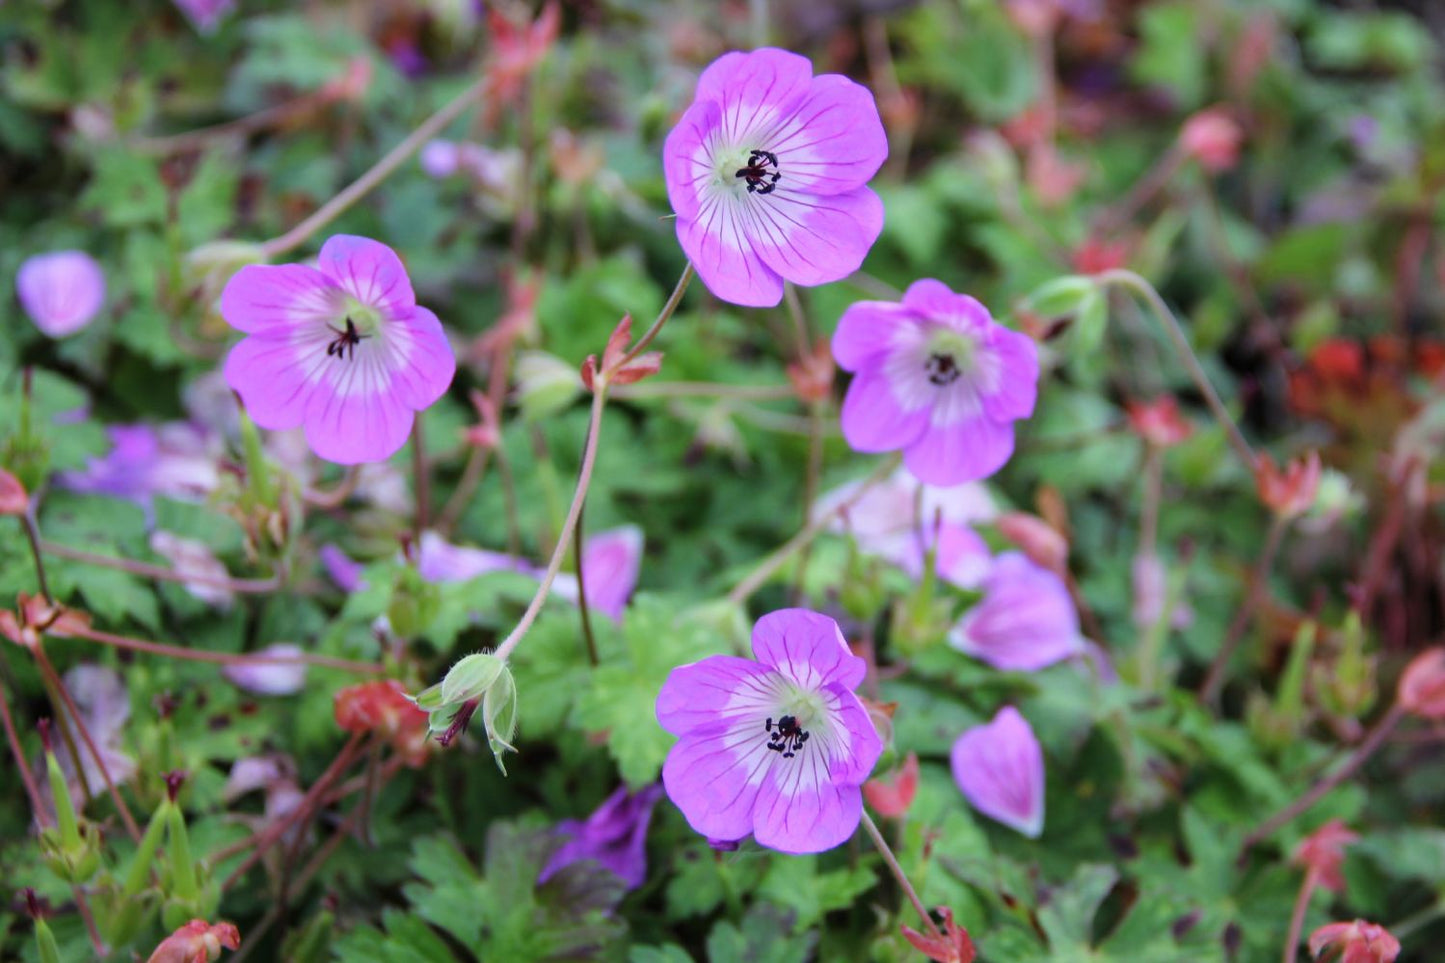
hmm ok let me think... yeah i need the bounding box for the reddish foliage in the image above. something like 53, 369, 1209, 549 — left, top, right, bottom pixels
146, 919, 241, 963
1292, 819, 1358, 893
863, 752, 919, 818
901, 907, 977, 963
1126, 396, 1193, 448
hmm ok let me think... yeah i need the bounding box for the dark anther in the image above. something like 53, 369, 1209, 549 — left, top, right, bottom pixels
764, 714, 810, 758
326, 316, 367, 362
735, 148, 782, 195
925, 352, 962, 386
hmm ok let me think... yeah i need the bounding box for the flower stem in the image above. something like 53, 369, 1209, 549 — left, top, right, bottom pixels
1284, 868, 1320, 963
0, 679, 49, 828
860, 810, 942, 939
32, 647, 141, 842
68, 624, 383, 674
39, 540, 284, 594
412, 412, 430, 542
1096, 269, 1256, 471
1199, 514, 1286, 705
1240, 703, 1407, 857
608, 381, 794, 401
619, 262, 694, 367
21, 508, 54, 605
572, 494, 600, 667
260, 77, 487, 259
494, 388, 608, 662
728, 454, 901, 606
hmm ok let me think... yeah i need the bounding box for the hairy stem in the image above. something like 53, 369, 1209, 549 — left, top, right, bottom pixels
860, 810, 942, 939
1097, 270, 1256, 471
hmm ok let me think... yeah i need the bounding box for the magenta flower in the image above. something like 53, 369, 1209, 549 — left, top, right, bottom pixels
57, 423, 220, 509
552, 525, 644, 622
834, 279, 1039, 484
663, 47, 887, 307
416, 531, 529, 583
221, 235, 456, 465
656, 608, 883, 854
948, 552, 1083, 671
950, 706, 1045, 838
16, 250, 106, 338
538, 784, 664, 891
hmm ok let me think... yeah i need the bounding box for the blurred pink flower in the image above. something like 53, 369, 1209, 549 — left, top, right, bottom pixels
539, 784, 664, 890
0, 468, 27, 516
834, 280, 1038, 485
222, 644, 307, 696
1126, 396, 1193, 448
16, 250, 105, 338
995, 511, 1067, 574
948, 552, 1084, 671
950, 706, 1045, 837
1180, 107, 1243, 173
1308, 920, 1400, 963
551, 526, 644, 622
221, 235, 456, 465
663, 47, 886, 307
146, 918, 240, 963
863, 751, 919, 819
57, 423, 220, 509
815, 466, 998, 540
890, 522, 992, 591
149, 531, 235, 610
1398, 647, 1445, 721
171, 0, 235, 34
1293, 819, 1358, 893
1255, 451, 1323, 519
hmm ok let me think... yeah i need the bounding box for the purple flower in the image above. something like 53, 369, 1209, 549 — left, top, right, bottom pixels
223, 644, 307, 696
417, 531, 532, 583
551, 526, 644, 622
950, 706, 1045, 838
420, 140, 462, 178
538, 784, 664, 890
320, 544, 367, 593
39, 666, 135, 810
891, 521, 992, 591
172, 0, 235, 33
16, 251, 105, 338
149, 531, 235, 610
57, 423, 220, 507
220, 235, 456, 465
833, 279, 1039, 485
656, 608, 883, 854
663, 48, 887, 307
815, 466, 997, 541
948, 552, 1083, 671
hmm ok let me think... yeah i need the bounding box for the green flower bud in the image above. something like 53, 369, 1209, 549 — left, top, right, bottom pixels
482, 665, 519, 775
439, 653, 506, 706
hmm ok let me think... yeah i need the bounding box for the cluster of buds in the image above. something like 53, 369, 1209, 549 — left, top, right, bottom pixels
0, 593, 90, 651
37, 719, 102, 884
410, 652, 518, 773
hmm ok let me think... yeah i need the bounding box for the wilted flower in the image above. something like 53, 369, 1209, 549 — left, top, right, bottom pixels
538, 784, 664, 890
16, 250, 106, 338
170, 0, 235, 34
221, 235, 456, 465
146, 918, 240, 963
334, 680, 430, 766
1398, 648, 1445, 720
149, 531, 235, 610
656, 608, 883, 853
1126, 396, 1193, 448
863, 751, 919, 819
222, 645, 307, 697
1180, 107, 1243, 173
834, 279, 1039, 484
1308, 920, 1400, 963
950, 706, 1044, 837
663, 47, 886, 307
948, 552, 1084, 671
1256, 451, 1323, 519
1293, 819, 1358, 893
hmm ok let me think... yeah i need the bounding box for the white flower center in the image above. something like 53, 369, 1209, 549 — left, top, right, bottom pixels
711, 143, 783, 198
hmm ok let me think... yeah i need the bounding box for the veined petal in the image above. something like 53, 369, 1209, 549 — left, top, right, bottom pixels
662, 728, 771, 844
751, 750, 862, 854
840, 367, 931, 454
901, 279, 992, 332
318, 235, 417, 315
904, 413, 1016, 485
950, 706, 1045, 838
980, 327, 1039, 422
738, 186, 884, 288
381, 306, 456, 410
657, 656, 785, 737
302, 352, 417, 464
821, 680, 884, 785
677, 198, 785, 307
220, 264, 340, 335
223, 331, 332, 431
766, 75, 887, 196
663, 100, 721, 222
694, 48, 813, 147
751, 608, 865, 690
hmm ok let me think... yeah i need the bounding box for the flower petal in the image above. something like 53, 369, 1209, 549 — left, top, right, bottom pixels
751, 758, 863, 854
318, 235, 417, 315
767, 75, 887, 196
220, 263, 340, 335
17, 251, 106, 337
380, 307, 457, 410
223, 332, 331, 431
661, 729, 769, 844
694, 48, 814, 146
677, 198, 785, 307
739, 186, 884, 288
840, 366, 931, 454
903, 412, 1016, 485
948, 552, 1082, 671
751, 608, 866, 690
980, 327, 1039, 422
581, 525, 643, 622
831, 299, 913, 372
950, 706, 1045, 838
302, 357, 417, 464
656, 656, 783, 737
901, 279, 992, 330
663, 100, 720, 223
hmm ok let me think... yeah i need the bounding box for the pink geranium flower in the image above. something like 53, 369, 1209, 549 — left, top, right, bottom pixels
948, 552, 1083, 671
663, 47, 887, 307
16, 250, 106, 338
950, 706, 1045, 838
220, 235, 456, 465
834, 280, 1039, 484
656, 608, 883, 854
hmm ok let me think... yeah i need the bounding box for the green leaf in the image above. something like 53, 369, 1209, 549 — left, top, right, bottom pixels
79, 150, 167, 228
1130, 2, 1206, 107
1036, 863, 1118, 951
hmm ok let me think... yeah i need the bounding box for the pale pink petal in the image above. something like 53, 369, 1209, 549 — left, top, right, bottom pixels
221, 263, 340, 335
581, 525, 643, 622
903, 414, 1016, 485
901, 280, 992, 330
765, 75, 887, 195
950, 706, 1045, 838
662, 101, 720, 223
302, 358, 417, 464
751, 758, 861, 854
677, 199, 785, 307
694, 48, 814, 145
17, 250, 106, 337
979, 328, 1039, 422
740, 186, 884, 288
317, 235, 416, 315
832, 300, 914, 372
840, 367, 931, 453
223, 644, 307, 696
222, 331, 330, 431
380, 307, 456, 410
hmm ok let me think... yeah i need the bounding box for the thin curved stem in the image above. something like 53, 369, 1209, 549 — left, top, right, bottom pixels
303, 465, 361, 510
21, 509, 53, 604
494, 388, 607, 662
573, 494, 600, 667
619, 262, 694, 367
1284, 868, 1319, 963
860, 810, 942, 939
0, 678, 49, 828
727, 455, 901, 606
260, 78, 487, 259
68, 624, 384, 674
1096, 270, 1256, 471
39, 540, 284, 594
